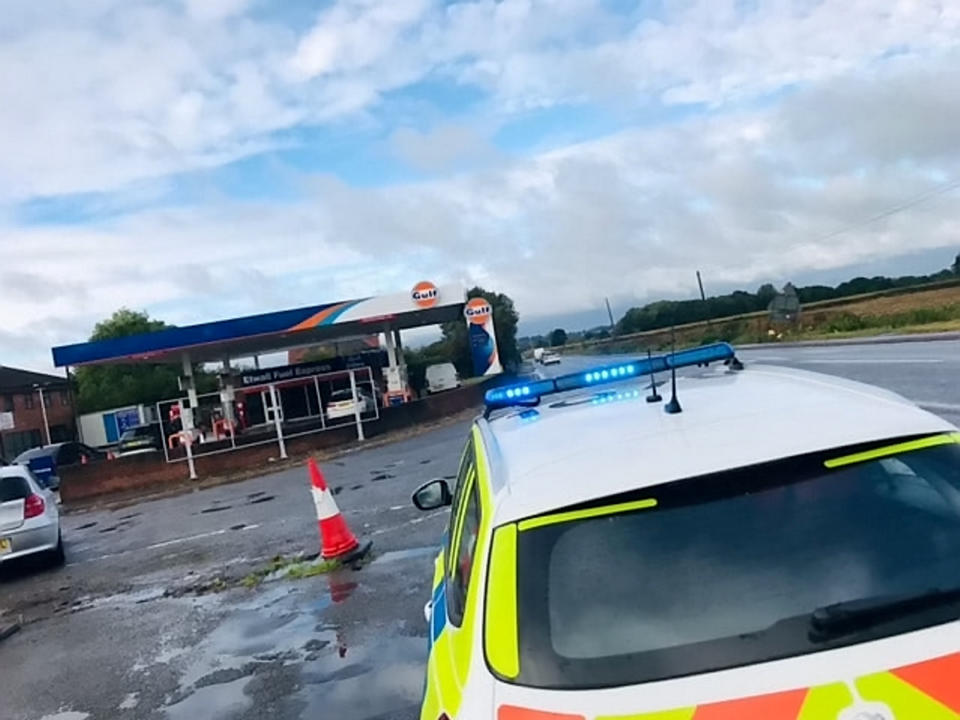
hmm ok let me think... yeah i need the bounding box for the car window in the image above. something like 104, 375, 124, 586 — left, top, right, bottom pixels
445, 436, 476, 625
510, 439, 960, 689
58, 444, 78, 465
0, 475, 32, 502
447, 482, 481, 627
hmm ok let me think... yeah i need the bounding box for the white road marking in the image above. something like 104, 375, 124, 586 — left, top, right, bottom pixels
916, 401, 960, 413
389, 505, 407, 511
783, 358, 947, 365
77, 524, 261, 564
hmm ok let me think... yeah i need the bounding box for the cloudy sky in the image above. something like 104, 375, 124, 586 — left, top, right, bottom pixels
2, 0, 960, 371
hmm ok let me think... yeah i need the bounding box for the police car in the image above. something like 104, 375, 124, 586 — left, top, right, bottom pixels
411, 343, 960, 720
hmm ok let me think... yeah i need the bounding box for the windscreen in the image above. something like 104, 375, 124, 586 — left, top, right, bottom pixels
512, 437, 960, 689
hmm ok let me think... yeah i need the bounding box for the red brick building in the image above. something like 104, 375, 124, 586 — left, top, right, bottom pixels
0, 366, 76, 461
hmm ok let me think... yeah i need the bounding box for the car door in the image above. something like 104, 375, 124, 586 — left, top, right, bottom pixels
422, 430, 490, 720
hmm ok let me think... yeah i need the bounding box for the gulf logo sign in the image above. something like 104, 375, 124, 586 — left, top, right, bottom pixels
464, 297, 492, 324
411, 281, 439, 308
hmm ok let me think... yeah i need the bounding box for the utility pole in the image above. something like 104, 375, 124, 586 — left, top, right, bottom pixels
604, 297, 615, 330
34, 385, 51, 445
696, 271, 711, 328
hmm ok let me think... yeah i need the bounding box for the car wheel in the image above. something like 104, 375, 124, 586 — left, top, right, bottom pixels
50, 532, 66, 567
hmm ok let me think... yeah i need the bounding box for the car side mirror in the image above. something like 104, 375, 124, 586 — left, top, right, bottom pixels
412, 479, 452, 511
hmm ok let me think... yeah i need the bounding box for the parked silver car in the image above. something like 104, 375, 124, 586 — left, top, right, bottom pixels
0, 465, 64, 566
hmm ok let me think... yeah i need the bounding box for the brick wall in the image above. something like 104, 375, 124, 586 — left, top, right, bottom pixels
0, 387, 75, 458
59, 380, 491, 504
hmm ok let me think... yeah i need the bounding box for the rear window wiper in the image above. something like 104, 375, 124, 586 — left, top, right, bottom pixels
809, 587, 960, 641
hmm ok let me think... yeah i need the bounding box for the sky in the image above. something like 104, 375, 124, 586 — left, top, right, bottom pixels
2, 0, 960, 371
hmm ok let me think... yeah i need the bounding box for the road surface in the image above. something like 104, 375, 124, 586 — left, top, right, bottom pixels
1, 338, 957, 720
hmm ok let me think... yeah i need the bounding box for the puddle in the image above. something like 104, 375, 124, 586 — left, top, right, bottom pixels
350, 484, 364, 490
76, 522, 97, 530
370, 473, 393, 482
296, 635, 425, 719
332, 485, 343, 495
248, 495, 275, 505
229, 524, 247, 531
118, 512, 141, 520
135, 575, 427, 720
420, 459, 432, 464
164, 676, 251, 720
371, 546, 438, 565
98, 526, 118, 533
247, 491, 267, 499
200, 506, 232, 514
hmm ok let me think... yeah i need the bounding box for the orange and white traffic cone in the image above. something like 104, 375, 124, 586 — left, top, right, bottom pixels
307, 458, 371, 562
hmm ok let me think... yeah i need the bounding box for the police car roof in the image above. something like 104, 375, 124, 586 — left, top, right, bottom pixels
481, 364, 956, 525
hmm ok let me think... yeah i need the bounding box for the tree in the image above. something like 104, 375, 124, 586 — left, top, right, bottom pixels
953, 253, 960, 276
440, 287, 521, 375
755, 283, 778, 310
74, 309, 215, 413
549, 328, 568, 347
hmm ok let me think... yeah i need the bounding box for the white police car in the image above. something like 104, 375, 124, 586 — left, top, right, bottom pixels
412, 343, 960, 720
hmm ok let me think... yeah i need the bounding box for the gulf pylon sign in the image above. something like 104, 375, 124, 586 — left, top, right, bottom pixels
464, 297, 503, 376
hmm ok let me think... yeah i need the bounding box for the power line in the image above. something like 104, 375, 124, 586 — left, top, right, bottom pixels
812, 176, 960, 245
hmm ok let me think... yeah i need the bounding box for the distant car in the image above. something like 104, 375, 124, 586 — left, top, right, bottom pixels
0, 464, 64, 566
14, 442, 106, 491
425, 362, 461, 394
116, 424, 163, 456
326, 389, 375, 421
540, 350, 562, 365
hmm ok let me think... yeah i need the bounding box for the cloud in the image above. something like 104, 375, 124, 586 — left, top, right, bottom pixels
7, 47, 960, 371
4, 1, 958, 202
3, 1, 960, 371
390, 124, 501, 173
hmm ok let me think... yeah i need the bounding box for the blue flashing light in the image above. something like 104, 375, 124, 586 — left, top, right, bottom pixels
485, 343, 736, 411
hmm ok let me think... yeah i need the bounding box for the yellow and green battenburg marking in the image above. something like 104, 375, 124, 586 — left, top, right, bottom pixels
824, 432, 960, 468
517, 498, 658, 532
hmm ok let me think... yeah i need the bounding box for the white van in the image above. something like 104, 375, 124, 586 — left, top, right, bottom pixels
425, 363, 460, 394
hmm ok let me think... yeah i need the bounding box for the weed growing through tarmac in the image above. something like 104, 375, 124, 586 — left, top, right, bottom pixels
239, 552, 372, 588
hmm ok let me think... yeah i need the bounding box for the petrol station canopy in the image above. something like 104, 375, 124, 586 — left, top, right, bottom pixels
51, 283, 466, 368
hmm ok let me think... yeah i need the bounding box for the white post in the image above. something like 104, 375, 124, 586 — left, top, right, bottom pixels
349, 369, 364, 441
180, 354, 199, 480
180, 400, 198, 480
269, 383, 288, 459
314, 375, 326, 430
158, 401, 170, 464
36, 386, 51, 445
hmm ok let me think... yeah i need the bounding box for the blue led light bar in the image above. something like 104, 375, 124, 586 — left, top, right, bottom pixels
484, 342, 736, 410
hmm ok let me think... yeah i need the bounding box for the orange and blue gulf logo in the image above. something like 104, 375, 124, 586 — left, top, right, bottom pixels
412, 281, 440, 308
464, 297, 492, 325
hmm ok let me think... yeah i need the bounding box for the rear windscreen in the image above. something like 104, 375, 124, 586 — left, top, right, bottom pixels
511, 437, 960, 689
0, 476, 31, 502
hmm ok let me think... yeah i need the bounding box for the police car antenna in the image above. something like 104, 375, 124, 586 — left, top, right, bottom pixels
645, 349, 662, 403
664, 327, 682, 415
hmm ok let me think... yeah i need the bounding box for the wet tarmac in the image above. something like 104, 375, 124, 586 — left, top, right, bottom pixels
1, 421, 467, 720
3, 339, 958, 720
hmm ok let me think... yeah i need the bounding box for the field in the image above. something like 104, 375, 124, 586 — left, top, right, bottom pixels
566, 281, 960, 355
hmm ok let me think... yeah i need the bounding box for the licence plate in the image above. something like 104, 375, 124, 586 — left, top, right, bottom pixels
0, 538, 11, 555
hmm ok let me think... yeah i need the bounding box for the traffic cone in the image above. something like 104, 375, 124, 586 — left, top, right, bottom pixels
307, 458, 369, 561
